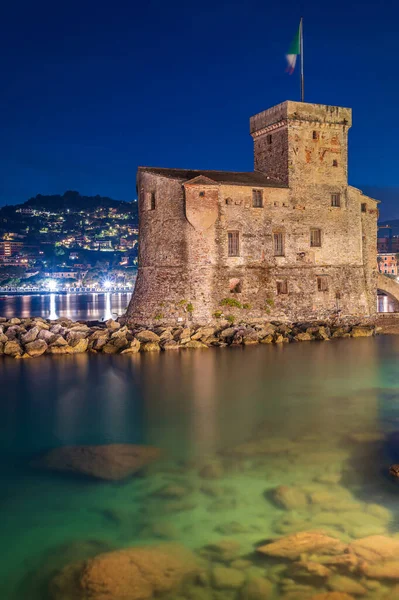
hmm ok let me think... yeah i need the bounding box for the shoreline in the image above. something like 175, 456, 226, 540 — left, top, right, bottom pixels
0, 315, 385, 359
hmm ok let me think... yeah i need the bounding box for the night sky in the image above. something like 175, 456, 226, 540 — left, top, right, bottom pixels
1, 0, 398, 219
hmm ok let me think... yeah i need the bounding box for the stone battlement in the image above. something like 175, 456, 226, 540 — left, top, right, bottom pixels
250, 101, 352, 136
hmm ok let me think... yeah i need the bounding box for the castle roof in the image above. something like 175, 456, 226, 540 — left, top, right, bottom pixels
138, 167, 287, 188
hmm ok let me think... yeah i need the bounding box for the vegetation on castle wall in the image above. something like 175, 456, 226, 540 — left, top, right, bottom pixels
220, 298, 242, 308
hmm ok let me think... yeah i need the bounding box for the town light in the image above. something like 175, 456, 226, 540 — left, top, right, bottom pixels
47, 279, 57, 291
103, 280, 112, 290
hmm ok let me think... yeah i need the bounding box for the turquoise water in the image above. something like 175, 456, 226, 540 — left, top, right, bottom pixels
1, 336, 399, 599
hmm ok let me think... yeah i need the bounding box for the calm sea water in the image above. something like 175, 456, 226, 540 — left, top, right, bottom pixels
0, 292, 132, 321
1, 337, 399, 599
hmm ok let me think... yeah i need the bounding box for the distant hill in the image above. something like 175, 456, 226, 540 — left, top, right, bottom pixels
0, 190, 138, 223
24, 190, 134, 212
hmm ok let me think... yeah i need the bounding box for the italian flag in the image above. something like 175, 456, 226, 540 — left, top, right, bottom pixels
286, 22, 301, 74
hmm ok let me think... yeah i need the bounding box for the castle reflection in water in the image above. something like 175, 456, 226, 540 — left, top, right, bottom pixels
0, 292, 132, 322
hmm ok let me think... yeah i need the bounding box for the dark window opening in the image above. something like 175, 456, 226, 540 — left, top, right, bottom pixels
267, 134, 272, 145
252, 189, 263, 208
317, 276, 329, 292
277, 280, 288, 294
199, 191, 205, 197
228, 231, 240, 257
225, 197, 233, 205
229, 278, 242, 293
312, 131, 319, 140
310, 228, 322, 248
273, 232, 285, 256
150, 192, 156, 211
332, 159, 338, 167
331, 193, 341, 207
335, 292, 342, 300
361, 203, 367, 213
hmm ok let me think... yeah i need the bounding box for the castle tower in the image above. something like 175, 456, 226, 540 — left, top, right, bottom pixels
250, 101, 352, 189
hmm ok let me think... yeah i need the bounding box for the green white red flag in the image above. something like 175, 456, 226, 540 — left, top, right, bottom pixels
286, 22, 301, 74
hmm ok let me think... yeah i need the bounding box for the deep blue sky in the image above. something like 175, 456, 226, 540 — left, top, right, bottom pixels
1, 0, 398, 219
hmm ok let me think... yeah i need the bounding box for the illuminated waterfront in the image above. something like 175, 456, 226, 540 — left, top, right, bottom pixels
0, 292, 132, 321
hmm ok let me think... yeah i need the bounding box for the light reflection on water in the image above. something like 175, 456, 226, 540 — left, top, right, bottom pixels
0, 292, 132, 321
2, 337, 399, 599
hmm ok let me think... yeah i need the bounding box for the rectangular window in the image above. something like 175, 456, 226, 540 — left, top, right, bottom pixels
277, 280, 288, 294
267, 134, 272, 144
273, 232, 285, 256
361, 203, 367, 213
310, 228, 322, 248
317, 276, 329, 292
199, 191, 205, 197
228, 231, 240, 257
150, 192, 156, 211
331, 193, 341, 207
252, 189, 263, 208
332, 159, 338, 167
312, 130, 319, 140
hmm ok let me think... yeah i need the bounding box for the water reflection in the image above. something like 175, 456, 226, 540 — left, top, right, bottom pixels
0, 292, 132, 321
2, 338, 399, 600
48, 294, 58, 320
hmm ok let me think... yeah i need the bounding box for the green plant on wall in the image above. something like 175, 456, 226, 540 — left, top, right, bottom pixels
265, 298, 274, 308
186, 303, 194, 313
242, 303, 251, 309
226, 314, 235, 324
154, 313, 164, 320
213, 310, 223, 318
220, 298, 242, 308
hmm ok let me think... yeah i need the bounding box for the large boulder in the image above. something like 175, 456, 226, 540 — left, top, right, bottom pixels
21, 326, 40, 344
257, 531, 346, 560
25, 339, 48, 357
32, 443, 162, 481
49, 543, 200, 600
136, 330, 160, 343
4, 340, 22, 357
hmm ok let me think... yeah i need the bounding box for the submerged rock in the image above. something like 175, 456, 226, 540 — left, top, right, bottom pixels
212, 566, 246, 590
49, 543, 200, 600
271, 485, 309, 511
32, 443, 162, 481
257, 531, 346, 561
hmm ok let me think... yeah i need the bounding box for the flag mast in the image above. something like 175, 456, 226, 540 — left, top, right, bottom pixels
300, 16, 304, 102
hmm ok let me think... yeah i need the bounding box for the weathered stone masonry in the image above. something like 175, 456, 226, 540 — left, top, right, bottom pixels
127, 101, 379, 325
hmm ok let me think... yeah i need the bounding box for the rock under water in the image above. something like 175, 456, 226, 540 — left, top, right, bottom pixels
31, 443, 162, 481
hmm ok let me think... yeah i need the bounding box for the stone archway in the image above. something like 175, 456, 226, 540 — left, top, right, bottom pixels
377, 273, 399, 312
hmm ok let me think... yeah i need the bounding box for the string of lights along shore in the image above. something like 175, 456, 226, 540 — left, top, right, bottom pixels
286, 17, 304, 101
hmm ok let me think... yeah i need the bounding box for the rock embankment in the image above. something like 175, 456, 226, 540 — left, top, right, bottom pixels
0, 316, 378, 359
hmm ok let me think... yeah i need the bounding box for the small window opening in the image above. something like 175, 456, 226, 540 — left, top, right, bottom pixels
331, 193, 341, 207
225, 197, 233, 205
252, 189, 263, 208
317, 276, 329, 292
150, 192, 156, 211
228, 231, 240, 257
361, 203, 367, 213
312, 131, 319, 140
335, 292, 342, 300
273, 232, 285, 257
332, 159, 338, 167
277, 280, 288, 295
199, 191, 205, 197
229, 278, 242, 293
267, 134, 272, 145
310, 228, 322, 248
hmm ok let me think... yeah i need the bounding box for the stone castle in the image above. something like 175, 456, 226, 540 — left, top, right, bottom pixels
127, 101, 379, 325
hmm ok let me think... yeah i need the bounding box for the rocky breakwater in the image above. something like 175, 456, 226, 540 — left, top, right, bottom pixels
0, 316, 378, 359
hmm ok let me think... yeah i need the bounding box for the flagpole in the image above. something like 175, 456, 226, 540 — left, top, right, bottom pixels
300, 16, 304, 102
